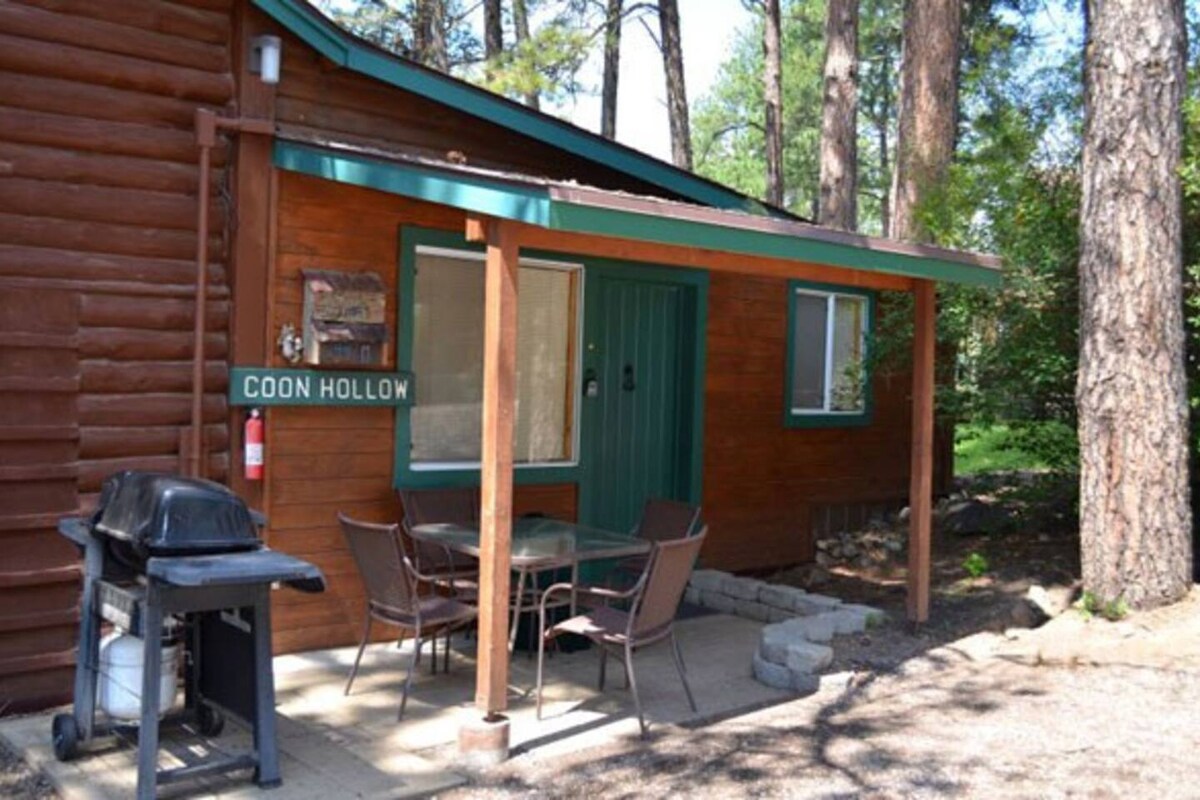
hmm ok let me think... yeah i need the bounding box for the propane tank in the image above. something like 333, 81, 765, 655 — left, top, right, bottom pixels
98, 632, 180, 721
244, 407, 264, 481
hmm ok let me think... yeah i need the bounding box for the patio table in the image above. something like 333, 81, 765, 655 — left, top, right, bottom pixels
409, 517, 650, 650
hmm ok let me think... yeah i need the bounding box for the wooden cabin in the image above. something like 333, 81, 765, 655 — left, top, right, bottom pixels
0, 0, 1000, 713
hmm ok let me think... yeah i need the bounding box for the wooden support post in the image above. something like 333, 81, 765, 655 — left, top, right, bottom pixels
907, 279, 936, 624
474, 216, 519, 720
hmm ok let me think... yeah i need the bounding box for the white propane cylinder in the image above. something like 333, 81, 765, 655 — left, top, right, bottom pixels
98, 632, 180, 721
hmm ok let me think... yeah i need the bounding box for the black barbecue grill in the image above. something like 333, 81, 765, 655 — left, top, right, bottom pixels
52, 471, 325, 799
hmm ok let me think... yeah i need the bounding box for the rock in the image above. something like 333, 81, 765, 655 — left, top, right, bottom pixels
690, 569, 730, 592
701, 590, 737, 614
760, 621, 806, 664
1026, 584, 1075, 619
821, 609, 870, 635
766, 607, 794, 623
898, 506, 911, 522
1010, 599, 1042, 629
784, 641, 834, 673
839, 604, 887, 628
734, 599, 772, 622
792, 671, 821, 695
778, 614, 835, 644
752, 650, 795, 690
940, 498, 1011, 536
792, 593, 843, 616
759, 583, 807, 611
815, 552, 835, 568
721, 576, 766, 600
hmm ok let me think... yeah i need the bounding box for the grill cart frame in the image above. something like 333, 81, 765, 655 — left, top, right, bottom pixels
53, 477, 324, 800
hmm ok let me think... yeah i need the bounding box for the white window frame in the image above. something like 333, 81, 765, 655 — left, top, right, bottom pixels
410, 245, 585, 472
789, 286, 869, 417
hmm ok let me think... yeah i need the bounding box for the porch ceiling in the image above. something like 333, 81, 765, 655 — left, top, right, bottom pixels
273, 137, 1003, 289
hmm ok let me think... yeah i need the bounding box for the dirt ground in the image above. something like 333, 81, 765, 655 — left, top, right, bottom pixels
449, 590, 1200, 799
0, 739, 55, 799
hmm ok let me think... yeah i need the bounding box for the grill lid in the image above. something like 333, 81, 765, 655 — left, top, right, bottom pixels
94, 471, 261, 556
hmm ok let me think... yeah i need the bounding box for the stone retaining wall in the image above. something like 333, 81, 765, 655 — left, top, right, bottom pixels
686, 570, 885, 692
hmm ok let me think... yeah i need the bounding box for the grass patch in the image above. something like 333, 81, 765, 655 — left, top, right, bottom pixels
954, 422, 1067, 474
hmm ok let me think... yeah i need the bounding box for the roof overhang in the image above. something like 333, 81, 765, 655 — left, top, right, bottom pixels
253, 0, 785, 218
273, 139, 1003, 289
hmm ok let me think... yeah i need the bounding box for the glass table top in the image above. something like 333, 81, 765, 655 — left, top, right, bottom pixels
409, 517, 649, 567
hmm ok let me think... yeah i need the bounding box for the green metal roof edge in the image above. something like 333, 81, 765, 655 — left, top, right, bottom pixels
254, 0, 777, 217
547, 202, 1002, 288
274, 140, 553, 225
274, 140, 1003, 289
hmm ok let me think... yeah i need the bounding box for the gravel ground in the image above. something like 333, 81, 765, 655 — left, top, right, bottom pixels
444, 592, 1200, 799
0, 738, 55, 800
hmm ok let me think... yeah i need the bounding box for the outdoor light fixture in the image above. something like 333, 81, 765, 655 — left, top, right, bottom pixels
250, 35, 282, 84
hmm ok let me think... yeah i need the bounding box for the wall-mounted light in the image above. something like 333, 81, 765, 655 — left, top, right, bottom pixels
250, 35, 282, 85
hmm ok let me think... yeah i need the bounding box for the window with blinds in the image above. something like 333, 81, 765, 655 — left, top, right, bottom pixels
410, 247, 580, 468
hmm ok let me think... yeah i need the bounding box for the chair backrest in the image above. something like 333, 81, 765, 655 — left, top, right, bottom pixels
337, 513, 418, 616
634, 498, 702, 543
397, 487, 479, 530
631, 527, 707, 639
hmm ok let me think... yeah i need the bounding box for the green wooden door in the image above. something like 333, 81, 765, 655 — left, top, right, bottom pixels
581, 270, 694, 533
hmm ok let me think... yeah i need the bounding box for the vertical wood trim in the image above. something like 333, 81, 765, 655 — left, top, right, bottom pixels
907, 279, 935, 623
476, 216, 519, 715
228, 3, 277, 506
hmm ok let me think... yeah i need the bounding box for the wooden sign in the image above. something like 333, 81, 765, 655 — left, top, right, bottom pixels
229, 367, 413, 407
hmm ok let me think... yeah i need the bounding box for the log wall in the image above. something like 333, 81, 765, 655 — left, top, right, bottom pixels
0, 0, 235, 712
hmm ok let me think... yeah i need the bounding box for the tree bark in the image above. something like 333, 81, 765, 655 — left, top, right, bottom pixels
412, 0, 449, 72
817, 0, 858, 230
484, 0, 503, 60
658, 0, 692, 170
763, 0, 784, 207
1077, 0, 1191, 609
889, 0, 959, 242
511, 0, 540, 110
601, 0, 623, 140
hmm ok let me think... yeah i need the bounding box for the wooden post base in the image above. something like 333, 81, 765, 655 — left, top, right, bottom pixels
457, 714, 510, 770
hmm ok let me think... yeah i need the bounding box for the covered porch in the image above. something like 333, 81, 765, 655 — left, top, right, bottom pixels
265, 135, 1001, 759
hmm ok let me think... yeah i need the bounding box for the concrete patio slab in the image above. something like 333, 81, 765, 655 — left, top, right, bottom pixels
0, 613, 789, 798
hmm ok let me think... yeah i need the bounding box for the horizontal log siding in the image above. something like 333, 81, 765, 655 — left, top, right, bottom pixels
0, 0, 234, 713
700, 273, 916, 573
266, 172, 577, 654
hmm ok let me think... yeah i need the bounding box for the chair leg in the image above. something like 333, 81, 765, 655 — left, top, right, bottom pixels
345, 612, 373, 696
428, 632, 437, 675
535, 606, 548, 720
399, 632, 424, 721
624, 642, 647, 737
443, 628, 451, 674
598, 647, 607, 691
669, 631, 697, 713
509, 569, 528, 653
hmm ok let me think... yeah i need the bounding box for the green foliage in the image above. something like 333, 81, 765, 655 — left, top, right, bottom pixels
962, 551, 990, 578
954, 422, 1076, 474
478, 19, 592, 106
314, 0, 481, 70
1075, 591, 1129, 622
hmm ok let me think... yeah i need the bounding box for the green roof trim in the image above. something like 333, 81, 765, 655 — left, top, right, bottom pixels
254, 0, 778, 217
273, 140, 1003, 288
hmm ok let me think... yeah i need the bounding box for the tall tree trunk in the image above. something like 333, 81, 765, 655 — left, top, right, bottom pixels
763, 0, 784, 207
877, 47, 891, 236
1077, 0, 1191, 609
601, 0, 623, 140
817, 0, 858, 230
658, 0, 692, 170
512, 0, 540, 110
484, 0, 503, 60
413, 0, 449, 71
889, 0, 959, 242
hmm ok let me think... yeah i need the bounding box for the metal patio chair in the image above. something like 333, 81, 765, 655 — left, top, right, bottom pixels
535, 528, 708, 737
611, 498, 703, 587
338, 514, 478, 720
396, 487, 482, 592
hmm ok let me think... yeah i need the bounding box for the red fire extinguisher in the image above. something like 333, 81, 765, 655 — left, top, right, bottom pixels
244, 408, 264, 481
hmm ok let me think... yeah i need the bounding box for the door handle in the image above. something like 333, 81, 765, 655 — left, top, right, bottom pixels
622, 364, 636, 392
